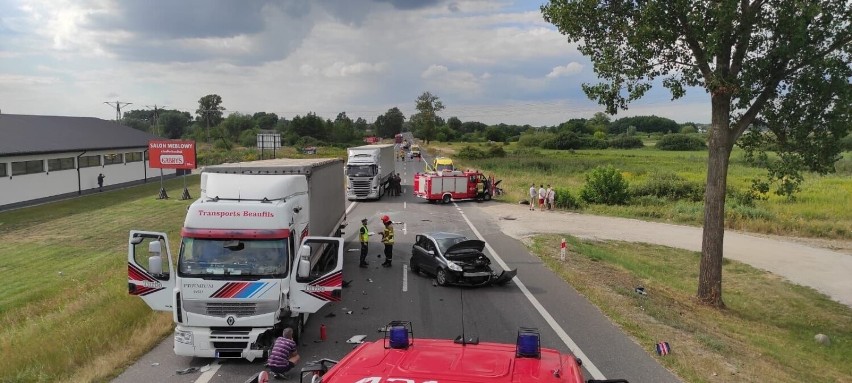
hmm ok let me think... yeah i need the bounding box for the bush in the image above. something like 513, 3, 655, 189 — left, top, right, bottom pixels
608, 135, 644, 149
655, 134, 707, 151
580, 165, 630, 205
580, 137, 609, 149
840, 134, 852, 152
631, 172, 704, 201
553, 187, 581, 209
457, 145, 487, 160
487, 145, 506, 158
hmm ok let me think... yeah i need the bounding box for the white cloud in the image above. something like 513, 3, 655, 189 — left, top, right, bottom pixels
546, 62, 584, 78
0, 74, 58, 85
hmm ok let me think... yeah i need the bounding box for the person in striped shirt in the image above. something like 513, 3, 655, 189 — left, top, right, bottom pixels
266, 327, 300, 378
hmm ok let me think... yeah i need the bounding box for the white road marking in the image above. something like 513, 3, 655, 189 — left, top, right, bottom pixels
402, 264, 409, 292
345, 201, 358, 215
193, 363, 221, 383
404, 201, 407, 209
403, 222, 407, 235
454, 203, 607, 380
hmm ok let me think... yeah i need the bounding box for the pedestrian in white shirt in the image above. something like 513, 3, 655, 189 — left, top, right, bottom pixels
538, 185, 546, 211
546, 185, 555, 210
529, 184, 536, 211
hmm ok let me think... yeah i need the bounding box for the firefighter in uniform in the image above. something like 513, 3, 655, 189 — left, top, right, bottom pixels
359, 218, 370, 268
380, 215, 394, 267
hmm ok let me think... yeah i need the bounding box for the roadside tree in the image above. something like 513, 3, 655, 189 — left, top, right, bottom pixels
412, 91, 445, 144
542, 0, 852, 307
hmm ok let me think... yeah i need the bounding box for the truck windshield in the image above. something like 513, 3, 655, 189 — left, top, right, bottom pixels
347, 165, 376, 177
178, 238, 288, 278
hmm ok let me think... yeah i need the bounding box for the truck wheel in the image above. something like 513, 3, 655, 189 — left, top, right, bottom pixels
436, 268, 448, 286
442, 194, 451, 204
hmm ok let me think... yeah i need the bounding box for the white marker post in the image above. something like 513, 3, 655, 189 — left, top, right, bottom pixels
560, 238, 567, 261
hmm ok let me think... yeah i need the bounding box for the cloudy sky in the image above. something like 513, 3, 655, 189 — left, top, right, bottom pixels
0, 0, 712, 126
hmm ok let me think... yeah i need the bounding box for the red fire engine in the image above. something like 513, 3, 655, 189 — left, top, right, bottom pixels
413, 170, 492, 204
290, 321, 629, 383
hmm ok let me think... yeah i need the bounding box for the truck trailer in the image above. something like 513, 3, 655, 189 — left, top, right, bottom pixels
345, 144, 396, 200
127, 158, 347, 361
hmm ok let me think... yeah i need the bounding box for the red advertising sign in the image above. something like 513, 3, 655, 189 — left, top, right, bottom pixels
148, 140, 197, 169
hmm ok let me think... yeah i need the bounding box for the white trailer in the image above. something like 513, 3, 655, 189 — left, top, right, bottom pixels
345, 144, 396, 200
127, 158, 347, 361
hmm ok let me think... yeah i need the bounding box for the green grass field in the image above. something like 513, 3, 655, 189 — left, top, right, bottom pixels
528, 235, 852, 383
0, 177, 197, 382
434, 143, 852, 239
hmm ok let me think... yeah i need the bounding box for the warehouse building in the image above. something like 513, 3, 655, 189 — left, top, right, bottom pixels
0, 113, 176, 210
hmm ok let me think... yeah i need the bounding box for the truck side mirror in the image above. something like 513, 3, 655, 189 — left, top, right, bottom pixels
148, 240, 163, 275
297, 245, 311, 279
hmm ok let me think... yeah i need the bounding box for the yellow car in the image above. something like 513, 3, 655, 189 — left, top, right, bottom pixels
432, 157, 454, 172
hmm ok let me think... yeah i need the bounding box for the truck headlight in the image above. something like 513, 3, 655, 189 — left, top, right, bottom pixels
447, 261, 462, 272
175, 330, 194, 345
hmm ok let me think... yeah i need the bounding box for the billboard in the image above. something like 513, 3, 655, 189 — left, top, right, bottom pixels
148, 140, 197, 169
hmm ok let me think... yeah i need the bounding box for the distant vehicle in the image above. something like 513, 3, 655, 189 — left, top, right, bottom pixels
410, 145, 422, 158
413, 169, 491, 203
363, 136, 380, 144
346, 144, 396, 200
432, 157, 454, 172
291, 321, 631, 383
394, 133, 403, 144
402, 139, 411, 150
410, 232, 516, 286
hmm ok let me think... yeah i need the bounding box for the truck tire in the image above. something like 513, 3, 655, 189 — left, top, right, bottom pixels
442, 194, 451, 204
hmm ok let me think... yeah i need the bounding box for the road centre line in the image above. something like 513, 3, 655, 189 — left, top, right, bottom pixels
454, 203, 607, 380
402, 264, 409, 292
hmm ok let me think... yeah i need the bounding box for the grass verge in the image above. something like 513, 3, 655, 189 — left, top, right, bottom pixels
0, 176, 198, 382
527, 234, 852, 383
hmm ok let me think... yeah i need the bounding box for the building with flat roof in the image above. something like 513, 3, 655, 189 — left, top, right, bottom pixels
0, 113, 177, 210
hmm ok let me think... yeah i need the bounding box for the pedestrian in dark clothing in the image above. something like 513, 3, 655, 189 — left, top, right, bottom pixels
380, 215, 394, 267
394, 173, 402, 196
359, 218, 370, 267
266, 327, 299, 379
97, 173, 105, 192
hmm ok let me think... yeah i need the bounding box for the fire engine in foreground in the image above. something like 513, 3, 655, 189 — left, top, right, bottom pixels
287, 321, 629, 383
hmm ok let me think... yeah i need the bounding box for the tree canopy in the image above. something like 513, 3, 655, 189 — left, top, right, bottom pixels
412, 91, 445, 144
543, 0, 852, 307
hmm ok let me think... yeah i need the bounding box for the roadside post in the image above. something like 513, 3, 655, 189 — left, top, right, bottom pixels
560, 238, 567, 261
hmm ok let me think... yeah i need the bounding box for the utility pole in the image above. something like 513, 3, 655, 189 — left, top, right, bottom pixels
104, 101, 132, 121
146, 104, 167, 137
199, 107, 225, 144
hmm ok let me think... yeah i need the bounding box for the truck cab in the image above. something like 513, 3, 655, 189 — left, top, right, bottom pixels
128, 159, 347, 361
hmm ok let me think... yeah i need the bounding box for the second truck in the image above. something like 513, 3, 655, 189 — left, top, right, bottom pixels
127, 158, 347, 361
345, 143, 396, 200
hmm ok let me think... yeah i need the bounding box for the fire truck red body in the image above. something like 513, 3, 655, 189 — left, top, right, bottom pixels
306, 338, 585, 383
413, 170, 491, 204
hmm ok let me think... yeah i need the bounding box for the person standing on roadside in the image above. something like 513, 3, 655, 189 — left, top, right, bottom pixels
97, 173, 105, 192
380, 215, 394, 267
546, 185, 555, 210
359, 218, 371, 268
529, 184, 536, 211
538, 184, 546, 211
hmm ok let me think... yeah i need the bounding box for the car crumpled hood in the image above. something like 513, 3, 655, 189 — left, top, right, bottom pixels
444, 239, 486, 260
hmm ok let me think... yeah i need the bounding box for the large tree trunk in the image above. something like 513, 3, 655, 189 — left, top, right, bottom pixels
698, 96, 735, 308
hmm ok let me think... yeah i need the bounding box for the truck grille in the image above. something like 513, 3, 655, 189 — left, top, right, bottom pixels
349, 178, 373, 197
206, 302, 257, 317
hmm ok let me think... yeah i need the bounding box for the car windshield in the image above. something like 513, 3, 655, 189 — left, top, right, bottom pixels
347, 165, 376, 177
436, 163, 454, 172
178, 238, 288, 278
435, 236, 468, 255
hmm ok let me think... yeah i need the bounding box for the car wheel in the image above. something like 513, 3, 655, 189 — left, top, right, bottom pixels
483, 192, 491, 201
442, 194, 451, 204
436, 268, 448, 286
410, 261, 420, 274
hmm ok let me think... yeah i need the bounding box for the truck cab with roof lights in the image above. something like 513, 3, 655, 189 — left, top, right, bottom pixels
292, 321, 630, 383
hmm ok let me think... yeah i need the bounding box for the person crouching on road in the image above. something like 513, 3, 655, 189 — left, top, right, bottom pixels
267, 327, 300, 378
359, 218, 371, 268
380, 215, 394, 267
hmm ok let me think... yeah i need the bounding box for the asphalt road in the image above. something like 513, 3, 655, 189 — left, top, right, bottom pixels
113, 151, 680, 383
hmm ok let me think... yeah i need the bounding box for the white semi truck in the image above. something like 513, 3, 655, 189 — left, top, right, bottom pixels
127, 158, 347, 361
345, 144, 396, 200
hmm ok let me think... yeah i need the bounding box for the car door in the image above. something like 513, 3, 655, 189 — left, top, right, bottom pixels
424, 239, 441, 274
412, 235, 426, 269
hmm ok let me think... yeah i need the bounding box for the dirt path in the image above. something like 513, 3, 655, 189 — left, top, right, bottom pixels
477, 202, 852, 308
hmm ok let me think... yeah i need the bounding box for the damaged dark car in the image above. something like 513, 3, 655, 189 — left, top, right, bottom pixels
410, 232, 516, 287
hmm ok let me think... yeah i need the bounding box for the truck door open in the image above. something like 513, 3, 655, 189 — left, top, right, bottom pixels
127, 230, 176, 312
290, 237, 344, 313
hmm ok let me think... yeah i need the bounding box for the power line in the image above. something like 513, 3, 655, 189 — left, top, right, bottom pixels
104, 100, 132, 121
